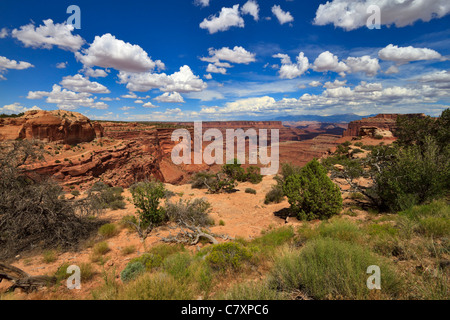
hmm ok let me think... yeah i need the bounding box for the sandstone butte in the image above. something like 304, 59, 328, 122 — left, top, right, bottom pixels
0, 111, 414, 190
0, 110, 104, 144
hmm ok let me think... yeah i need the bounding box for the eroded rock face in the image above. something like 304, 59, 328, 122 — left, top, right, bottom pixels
0, 110, 104, 144
343, 114, 425, 137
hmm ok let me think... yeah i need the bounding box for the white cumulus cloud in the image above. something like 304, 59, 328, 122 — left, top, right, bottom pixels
271, 5, 294, 25
200, 5, 245, 34
12, 19, 84, 51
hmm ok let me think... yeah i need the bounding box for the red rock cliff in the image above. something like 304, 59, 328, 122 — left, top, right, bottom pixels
0, 110, 104, 144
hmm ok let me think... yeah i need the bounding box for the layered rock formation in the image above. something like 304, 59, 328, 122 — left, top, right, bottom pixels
343, 114, 425, 137
0, 110, 104, 144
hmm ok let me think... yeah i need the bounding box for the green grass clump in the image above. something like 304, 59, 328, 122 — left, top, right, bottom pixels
93, 241, 110, 256
269, 238, 403, 300
206, 242, 252, 272
98, 223, 119, 238
42, 250, 57, 263
118, 272, 193, 300
316, 219, 364, 243
121, 245, 136, 256
252, 226, 295, 250
264, 185, 284, 204
245, 188, 257, 194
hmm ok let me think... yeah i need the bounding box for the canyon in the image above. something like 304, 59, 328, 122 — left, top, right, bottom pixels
0, 111, 404, 191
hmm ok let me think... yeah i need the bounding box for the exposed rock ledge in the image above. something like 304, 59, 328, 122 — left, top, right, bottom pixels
0, 110, 104, 144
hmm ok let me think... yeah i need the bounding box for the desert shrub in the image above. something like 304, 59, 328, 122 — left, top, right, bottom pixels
120, 261, 146, 283
374, 134, 383, 140
130, 180, 167, 227
120, 215, 137, 230
0, 140, 102, 259
93, 241, 110, 255
206, 242, 252, 272
264, 185, 284, 204
269, 238, 403, 299
71, 190, 80, 197
118, 272, 193, 300
121, 245, 136, 255
190, 172, 216, 189
162, 252, 193, 281
165, 198, 214, 226
55, 262, 95, 283
88, 183, 126, 211
98, 223, 118, 238
244, 166, 263, 184
130, 253, 163, 271
375, 137, 449, 212
283, 159, 343, 220
42, 250, 57, 263
245, 188, 256, 194
222, 159, 246, 181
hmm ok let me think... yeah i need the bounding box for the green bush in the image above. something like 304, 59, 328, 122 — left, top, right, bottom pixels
269, 238, 403, 300
375, 137, 449, 212
98, 223, 118, 238
130, 181, 166, 227
264, 185, 284, 204
206, 242, 252, 272
245, 188, 256, 194
93, 241, 110, 255
283, 159, 343, 220
120, 261, 146, 282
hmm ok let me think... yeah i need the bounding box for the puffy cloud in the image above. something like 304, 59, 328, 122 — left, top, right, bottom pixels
378, 44, 443, 64
75, 33, 165, 73
202, 46, 256, 64
118, 65, 206, 93
0, 56, 34, 71
56, 62, 67, 69
206, 63, 227, 74
60, 74, 110, 94
0, 103, 41, 115
313, 51, 349, 76
27, 84, 108, 110
142, 102, 159, 108
314, 0, 450, 31
12, 19, 84, 51
82, 67, 109, 78
204, 73, 213, 80
309, 81, 322, 87
271, 5, 294, 25
344, 55, 380, 76
0, 28, 8, 38
134, 100, 144, 104
354, 81, 383, 92
195, 0, 210, 7
154, 92, 185, 103
200, 5, 245, 34
324, 79, 347, 89
241, 1, 260, 21
273, 52, 309, 79
385, 65, 399, 74
120, 106, 135, 111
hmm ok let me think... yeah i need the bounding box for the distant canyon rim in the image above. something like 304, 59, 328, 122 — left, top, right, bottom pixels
0, 110, 408, 191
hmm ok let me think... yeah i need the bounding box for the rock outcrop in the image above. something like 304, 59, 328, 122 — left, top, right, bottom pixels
343, 113, 425, 137
0, 110, 104, 144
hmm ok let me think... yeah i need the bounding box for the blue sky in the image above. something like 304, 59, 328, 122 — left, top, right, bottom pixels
1, 0, 450, 121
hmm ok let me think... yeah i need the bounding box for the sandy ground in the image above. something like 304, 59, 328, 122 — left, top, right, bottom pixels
0, 175, 304, 299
